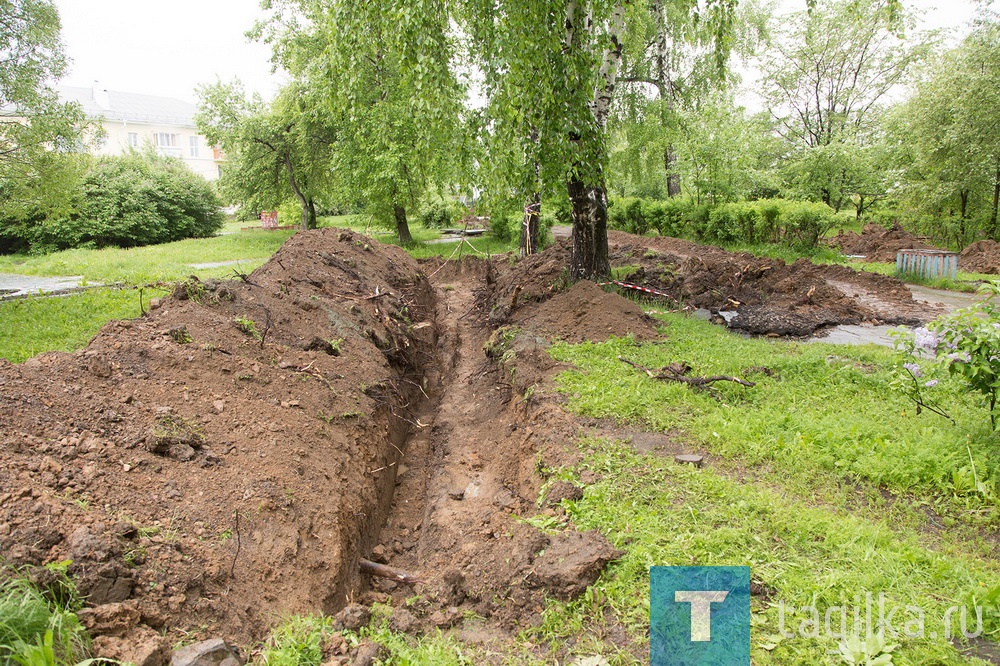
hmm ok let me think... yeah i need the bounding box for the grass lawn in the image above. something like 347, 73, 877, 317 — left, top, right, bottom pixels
0, 216, 520, 364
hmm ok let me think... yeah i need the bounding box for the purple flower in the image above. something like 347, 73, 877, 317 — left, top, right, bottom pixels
924, 379, 938, 387
903, 362, 922, 377
947, 352, 971, 363
913, 327, 939, 352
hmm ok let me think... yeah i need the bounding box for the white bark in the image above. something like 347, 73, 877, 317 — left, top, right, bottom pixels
592, 0, 629, 128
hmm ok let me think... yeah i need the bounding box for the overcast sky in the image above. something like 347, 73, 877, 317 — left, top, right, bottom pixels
53, 0, 282, 103
53, 0, 978, 106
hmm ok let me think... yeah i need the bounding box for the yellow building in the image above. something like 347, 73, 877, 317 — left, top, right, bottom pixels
58, 84, 222, 181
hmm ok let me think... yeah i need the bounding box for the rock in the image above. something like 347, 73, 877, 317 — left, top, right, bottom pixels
77, 601, 140, 637
93, 626, 171, 666
529, 530, 623, 600
388, 607, 420, 634
674, 454, 705, 468
70, 526, 113, 562
171, 638, 243, 666
545, 481, 584, 506
334, 603, 371, 632
369, 544, 388, 564
350, 642, 385, 666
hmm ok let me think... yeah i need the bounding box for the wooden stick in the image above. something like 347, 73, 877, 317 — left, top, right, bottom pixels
619, 357, 755, 388
359, 558, 423, 584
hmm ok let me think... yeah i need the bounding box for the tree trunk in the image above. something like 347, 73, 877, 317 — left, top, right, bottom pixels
959, 189, 969, 246
568, 175, 611, 281
520, 193, 541, 257
282, 152, 310, 231
665, 146, 681, 197
308, 197, 317, 230
991, 167, 1000, 240
394, 204, 412, 245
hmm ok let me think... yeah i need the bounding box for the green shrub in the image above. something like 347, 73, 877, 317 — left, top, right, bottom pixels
0, 570, 89, 666
4, 152, 224, 253
418, 194, 465, 229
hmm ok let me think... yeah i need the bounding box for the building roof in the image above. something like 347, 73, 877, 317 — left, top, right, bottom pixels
58, 85, 197, 128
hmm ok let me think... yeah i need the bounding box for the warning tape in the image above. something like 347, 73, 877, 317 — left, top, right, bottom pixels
597, 280, 674, 299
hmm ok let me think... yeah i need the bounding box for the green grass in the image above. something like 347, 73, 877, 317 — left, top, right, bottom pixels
0, 229, 295, 285
0, 570, 90, 666
0, 287, 165, 363
528, 438, 1000, 664
548, 315, 1000, 521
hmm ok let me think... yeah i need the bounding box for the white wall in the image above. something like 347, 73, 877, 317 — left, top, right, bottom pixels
96, 120, 222, 181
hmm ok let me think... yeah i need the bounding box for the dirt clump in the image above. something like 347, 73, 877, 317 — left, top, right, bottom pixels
827, 222, 940, 262
510, 279, 658, 343
0, 229, 436, 649
959, 240, 1000, 274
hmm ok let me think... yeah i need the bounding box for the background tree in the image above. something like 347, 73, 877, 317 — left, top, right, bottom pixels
892, 13, 1000, 244
196, 80, 334, 230
762, 0, 930, 210
0, 0, 85, 224
254, 0, 465, 244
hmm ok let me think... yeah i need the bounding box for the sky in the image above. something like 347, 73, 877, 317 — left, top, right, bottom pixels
53, 0, 283, 104
53, 0, 980, 106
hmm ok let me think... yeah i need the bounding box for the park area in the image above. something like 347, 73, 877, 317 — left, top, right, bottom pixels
1, 220, 999, 665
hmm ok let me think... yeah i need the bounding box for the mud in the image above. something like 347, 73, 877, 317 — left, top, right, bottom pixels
959, 240, 1000, 275
0, 229, 436, 648
827, 223, 941, 262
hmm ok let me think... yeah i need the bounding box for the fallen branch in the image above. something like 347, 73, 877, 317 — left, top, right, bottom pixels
619, 357, 756, 396
359, 558, 423, 585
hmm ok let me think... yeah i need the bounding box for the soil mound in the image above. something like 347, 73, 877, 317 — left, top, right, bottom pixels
828, 223, 940, 262
0, 229, 436, 648
482, 232, 936, 337
512, 279, 659, 343
959, 240, 1000, 274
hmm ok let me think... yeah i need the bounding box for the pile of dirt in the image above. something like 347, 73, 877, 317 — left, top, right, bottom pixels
960, 240, 1000, 274
482, 233, 938, 337
511, 279, 659, 343
827, 223, 940, 262
0, 229, 437, 656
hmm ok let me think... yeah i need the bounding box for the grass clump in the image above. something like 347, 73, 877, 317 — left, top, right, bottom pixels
0, 569, 90, 666
256, 615, 333, 666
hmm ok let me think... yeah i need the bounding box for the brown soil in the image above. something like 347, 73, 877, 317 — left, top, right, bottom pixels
0, 228, 952, 663
827, 223, 941, 262
959, 239, 1000, 274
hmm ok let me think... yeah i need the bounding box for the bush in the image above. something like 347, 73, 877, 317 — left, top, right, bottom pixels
2, 152, 224, 253
418, 195, 465, 229
608, 197, 699, 238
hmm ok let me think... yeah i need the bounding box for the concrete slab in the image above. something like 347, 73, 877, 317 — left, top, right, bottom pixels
0, 273, 98, 301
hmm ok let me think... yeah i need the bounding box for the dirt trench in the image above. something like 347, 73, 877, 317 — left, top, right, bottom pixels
356, 259, 627, 640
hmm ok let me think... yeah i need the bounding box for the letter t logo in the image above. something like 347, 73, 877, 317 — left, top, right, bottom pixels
675, 590, 729, 641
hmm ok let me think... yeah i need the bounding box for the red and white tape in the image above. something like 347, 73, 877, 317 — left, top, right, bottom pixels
598, 280, 674, 299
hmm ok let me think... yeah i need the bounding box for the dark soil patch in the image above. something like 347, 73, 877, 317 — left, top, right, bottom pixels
827, 223, 941, 262
959, 240, 1000, 275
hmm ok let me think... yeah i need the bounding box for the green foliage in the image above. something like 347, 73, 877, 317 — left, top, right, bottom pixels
2, 152, 224, 253
256, 615, 332, 666
894, 282, 1000, 432
0, 0, 87, 227
607, 197, 699, 237
0, 571, 90, 666
418, 193, 465, 229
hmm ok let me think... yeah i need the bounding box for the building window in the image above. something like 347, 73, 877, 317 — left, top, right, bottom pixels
154, 132, 177, 148
189, 135, 200, 157
127, 132, 138, 147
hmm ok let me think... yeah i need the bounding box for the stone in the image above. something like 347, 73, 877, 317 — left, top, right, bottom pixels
93, 626, 170, 666
333, 603, 371, 632
673, 454, 705, 468
171, 638, 243, 666
388, 607, 419, 634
